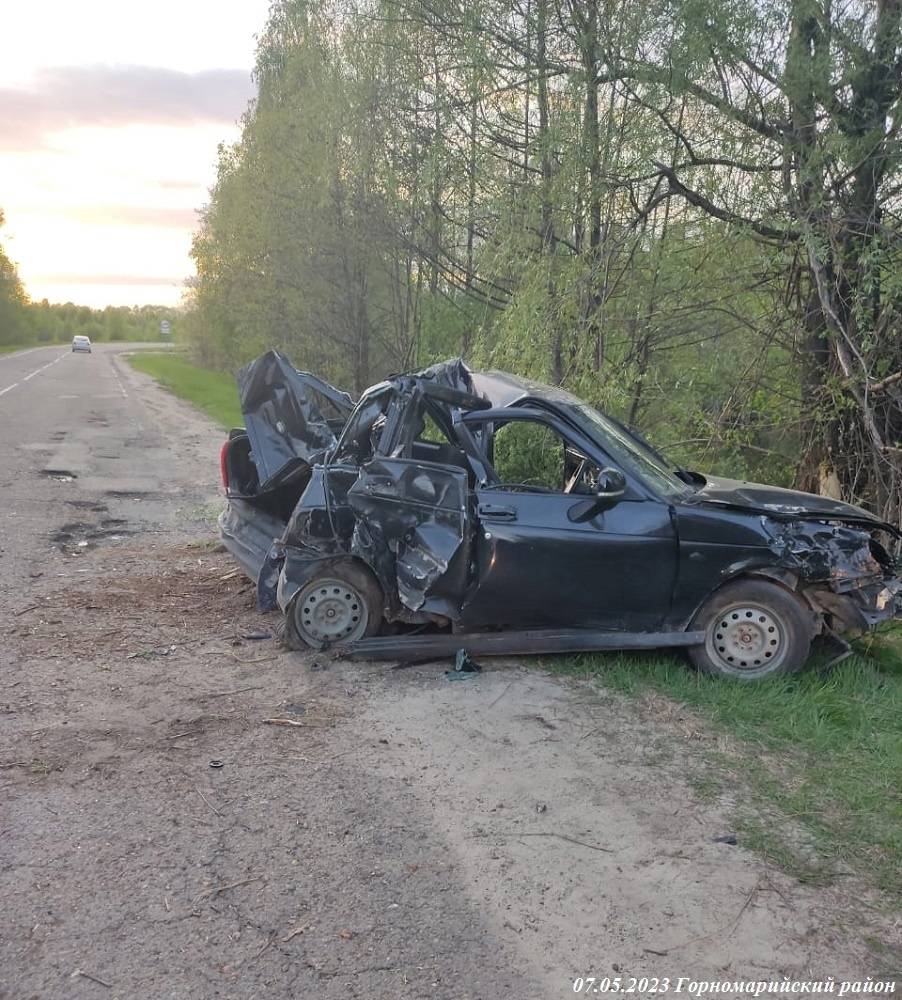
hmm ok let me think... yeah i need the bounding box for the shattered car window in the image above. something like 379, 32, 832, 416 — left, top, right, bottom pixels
331, 386, 392, 464
414, 410, 449, 446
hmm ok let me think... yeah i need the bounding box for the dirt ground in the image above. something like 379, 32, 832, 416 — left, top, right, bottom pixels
3, 538, 900, 1000
1, 347, 899, 999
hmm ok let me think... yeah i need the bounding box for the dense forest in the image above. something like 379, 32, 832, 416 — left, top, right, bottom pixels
186, 0, 902, 527
0, 213, 176, 347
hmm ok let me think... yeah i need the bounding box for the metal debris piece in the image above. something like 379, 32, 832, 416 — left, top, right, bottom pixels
444, 648, 483, 681
454, 648, 482, 673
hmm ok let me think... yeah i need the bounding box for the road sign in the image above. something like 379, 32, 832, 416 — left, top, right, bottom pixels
160, 320, 171, 338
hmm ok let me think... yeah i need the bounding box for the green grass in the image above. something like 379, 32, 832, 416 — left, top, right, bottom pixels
127, 352, 241, 429
549, 624, 902, 899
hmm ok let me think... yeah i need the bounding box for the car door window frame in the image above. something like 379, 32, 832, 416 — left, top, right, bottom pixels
458, 405, 644, 501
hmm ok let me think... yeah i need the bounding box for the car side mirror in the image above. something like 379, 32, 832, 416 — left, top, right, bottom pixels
567, 468, 626, 522
596, 467, 626, 499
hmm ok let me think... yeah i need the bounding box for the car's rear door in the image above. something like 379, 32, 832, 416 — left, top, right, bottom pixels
346, 457, 471, 619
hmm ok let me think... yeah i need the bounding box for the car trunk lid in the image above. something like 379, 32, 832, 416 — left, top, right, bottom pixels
237, 350, 355, 491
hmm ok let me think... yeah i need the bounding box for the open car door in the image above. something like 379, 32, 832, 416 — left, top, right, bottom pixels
237, 350, 355, 492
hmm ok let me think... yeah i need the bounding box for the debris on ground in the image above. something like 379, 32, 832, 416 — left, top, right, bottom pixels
445, 647, 483, 681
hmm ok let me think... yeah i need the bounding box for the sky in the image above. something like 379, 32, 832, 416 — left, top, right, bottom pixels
0, 0, 271, 308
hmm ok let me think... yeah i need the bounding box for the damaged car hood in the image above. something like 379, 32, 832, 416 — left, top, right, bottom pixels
688, 475, 896, 532
237, 350, 355, 490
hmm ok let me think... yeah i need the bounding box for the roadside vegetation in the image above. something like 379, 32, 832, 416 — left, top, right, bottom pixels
127, 352, 242, 429
184, 0, 902, 531
554, 628, 902, 901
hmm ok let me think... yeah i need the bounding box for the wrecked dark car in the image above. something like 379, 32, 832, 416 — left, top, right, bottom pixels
219, 350, 902, 680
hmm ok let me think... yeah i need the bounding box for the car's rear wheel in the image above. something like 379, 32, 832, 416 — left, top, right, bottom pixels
286, 563, 382, 649
688, 579, 813, 680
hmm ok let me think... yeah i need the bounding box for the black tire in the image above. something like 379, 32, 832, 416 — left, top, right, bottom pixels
687, 579, 814, 680
285, 561, 382, 650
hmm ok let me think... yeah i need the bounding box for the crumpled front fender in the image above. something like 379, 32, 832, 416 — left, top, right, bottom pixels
763, 518, 887, 585
804, 577, 902, 632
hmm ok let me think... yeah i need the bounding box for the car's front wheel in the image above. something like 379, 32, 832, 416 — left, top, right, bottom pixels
688, 579, 814, 680
286, 562, 382, 650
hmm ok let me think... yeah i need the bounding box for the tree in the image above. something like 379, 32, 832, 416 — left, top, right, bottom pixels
628, 0, 902, 521
0, 210, 29, 346
184, 0, 902, 530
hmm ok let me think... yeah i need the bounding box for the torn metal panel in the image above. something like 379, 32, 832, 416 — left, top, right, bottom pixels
218, 500, 285, 591
412, 357, 475, 393
237, 350, 354, 490
283, 466, 358, 549
347, 458, 470, 618
803, 578, 901, 633
256, 541, 284, 612
765, 519, 887, 586
332, 385, 394, 465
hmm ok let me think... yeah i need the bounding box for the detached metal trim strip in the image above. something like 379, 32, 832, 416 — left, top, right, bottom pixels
340, 628, 706, 661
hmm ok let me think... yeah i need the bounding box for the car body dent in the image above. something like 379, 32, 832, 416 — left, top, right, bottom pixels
219, 354, 902, 652
688, 473, 887, 527
347, 458, 471, 617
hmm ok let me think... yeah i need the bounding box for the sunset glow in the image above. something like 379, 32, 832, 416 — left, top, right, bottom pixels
0, 0, 270, 308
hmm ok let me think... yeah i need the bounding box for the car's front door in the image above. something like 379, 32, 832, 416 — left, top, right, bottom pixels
458, 412, 678, 632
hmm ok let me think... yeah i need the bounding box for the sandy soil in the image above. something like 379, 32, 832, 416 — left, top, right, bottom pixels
3, 541, 899, 999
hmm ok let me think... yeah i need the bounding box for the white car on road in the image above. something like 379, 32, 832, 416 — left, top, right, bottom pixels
71, 336, 92, 353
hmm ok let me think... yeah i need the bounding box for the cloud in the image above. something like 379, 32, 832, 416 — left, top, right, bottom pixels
61, 205, 200, 228
33, 273, 184, 286
156, 179, 207, 192
0, 65, 254, 150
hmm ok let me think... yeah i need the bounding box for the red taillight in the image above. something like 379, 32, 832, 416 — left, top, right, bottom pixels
219, 440, 230, 490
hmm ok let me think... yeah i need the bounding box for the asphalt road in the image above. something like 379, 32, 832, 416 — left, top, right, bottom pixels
0, 342, 222, 607
1, 346, 895, 997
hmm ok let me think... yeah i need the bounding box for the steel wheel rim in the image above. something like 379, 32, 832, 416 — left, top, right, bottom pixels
294, 578, 368, 645
705, 603, 788, 677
